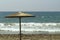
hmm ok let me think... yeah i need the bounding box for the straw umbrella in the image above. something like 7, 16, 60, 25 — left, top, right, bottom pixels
5, 12, 35, 40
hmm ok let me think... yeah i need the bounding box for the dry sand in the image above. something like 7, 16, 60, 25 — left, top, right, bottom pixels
0, 34, 60, 40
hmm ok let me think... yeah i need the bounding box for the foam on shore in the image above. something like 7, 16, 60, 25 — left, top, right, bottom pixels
0, 23, 60, 32
0, 23, 59, 27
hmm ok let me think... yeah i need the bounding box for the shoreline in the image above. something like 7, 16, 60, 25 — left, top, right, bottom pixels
0, 34, 60, 40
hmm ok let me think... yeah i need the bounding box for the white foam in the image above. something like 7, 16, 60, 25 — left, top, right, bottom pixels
0, 23, 60, 32
0, 23, 4, 26
0, 23, 59, 27
21, 23, 59, 27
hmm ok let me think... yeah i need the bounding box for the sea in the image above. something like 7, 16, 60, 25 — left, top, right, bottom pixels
0, 11, 60, 34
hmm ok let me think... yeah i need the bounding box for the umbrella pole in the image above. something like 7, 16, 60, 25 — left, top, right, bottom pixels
19, 17, 21, 40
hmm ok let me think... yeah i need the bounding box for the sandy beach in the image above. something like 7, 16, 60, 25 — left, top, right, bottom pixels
0, 34, 60, 40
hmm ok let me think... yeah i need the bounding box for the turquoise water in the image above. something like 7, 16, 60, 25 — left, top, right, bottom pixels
0, 12, 60, 23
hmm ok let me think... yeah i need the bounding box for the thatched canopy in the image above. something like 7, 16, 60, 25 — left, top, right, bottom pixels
5, 12, 35, 18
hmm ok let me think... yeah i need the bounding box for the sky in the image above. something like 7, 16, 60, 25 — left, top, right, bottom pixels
0, 0, 60, 11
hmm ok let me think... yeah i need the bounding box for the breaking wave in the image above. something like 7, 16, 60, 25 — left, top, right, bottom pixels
0, 22, 60, 27
0, 23, 60, 32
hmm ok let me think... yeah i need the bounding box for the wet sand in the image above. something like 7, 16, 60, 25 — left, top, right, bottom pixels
0, 34, 60, 40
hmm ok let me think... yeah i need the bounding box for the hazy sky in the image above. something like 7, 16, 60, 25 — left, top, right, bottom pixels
0, 0, 60, 11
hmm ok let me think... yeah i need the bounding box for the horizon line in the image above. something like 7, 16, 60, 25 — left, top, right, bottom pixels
0, 10, 60, 12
